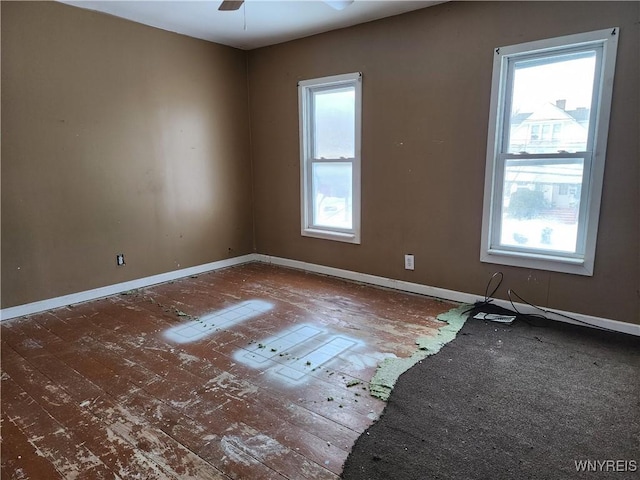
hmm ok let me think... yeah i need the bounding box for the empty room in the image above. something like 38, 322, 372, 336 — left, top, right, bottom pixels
1, 1, 638, 479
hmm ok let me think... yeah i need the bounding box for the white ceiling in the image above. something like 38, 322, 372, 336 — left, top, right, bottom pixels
57, 0, 443, 50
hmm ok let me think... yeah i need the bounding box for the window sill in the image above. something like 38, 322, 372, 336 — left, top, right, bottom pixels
302, 228, 360, 244
481, 248, 593, 276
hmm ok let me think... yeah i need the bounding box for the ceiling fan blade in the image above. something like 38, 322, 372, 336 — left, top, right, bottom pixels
219, 0, 244, 11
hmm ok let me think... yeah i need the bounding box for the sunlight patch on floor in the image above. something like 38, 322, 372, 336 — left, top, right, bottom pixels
235, 323, 365, 386
164, 299, 273, 343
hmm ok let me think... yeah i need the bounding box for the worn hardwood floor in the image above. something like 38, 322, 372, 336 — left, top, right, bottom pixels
1, 263, 454, 479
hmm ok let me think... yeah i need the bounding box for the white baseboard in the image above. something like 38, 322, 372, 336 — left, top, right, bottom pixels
255, 254, 479, 304
0, 254, 258, 322
257, 254, 640, 337
3, 252, 638, 336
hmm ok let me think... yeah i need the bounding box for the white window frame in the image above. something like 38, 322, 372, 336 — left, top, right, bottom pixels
298, 72, 362, 244
480, 28, 619, 276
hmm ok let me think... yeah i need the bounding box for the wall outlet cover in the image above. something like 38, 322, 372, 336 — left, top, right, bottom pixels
404, 254, 414, 270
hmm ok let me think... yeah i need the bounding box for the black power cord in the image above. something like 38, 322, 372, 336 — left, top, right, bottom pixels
462, 272, 503, 313
467, 272, 621, 334
462, 272, 532, 322
506, 288, 620, 333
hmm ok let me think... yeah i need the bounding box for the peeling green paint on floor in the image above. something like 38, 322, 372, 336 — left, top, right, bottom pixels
369, 304, 469, 401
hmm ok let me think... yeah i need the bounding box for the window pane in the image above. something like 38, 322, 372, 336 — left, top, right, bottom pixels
313, 87, 355, 159
312, 162, 352, 229
507, 52, 596, 154
500, 159, 584, 253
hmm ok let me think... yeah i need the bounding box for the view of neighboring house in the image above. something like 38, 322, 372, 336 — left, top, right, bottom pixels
509, 99, 590, 154
504, 99, 588, 214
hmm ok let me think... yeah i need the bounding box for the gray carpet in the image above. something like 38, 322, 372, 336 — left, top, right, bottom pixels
342, 316, 640, 479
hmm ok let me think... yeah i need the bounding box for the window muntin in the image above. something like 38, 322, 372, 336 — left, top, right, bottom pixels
481, 29, 619, 276
299, 73, 361, 243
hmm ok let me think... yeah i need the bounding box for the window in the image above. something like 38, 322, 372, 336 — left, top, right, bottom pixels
481, 28, 619, 275
530, 124, 540, 141
299, 72, 362, 243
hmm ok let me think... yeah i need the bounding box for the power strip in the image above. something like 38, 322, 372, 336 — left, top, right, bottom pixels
473, 312, 516, 324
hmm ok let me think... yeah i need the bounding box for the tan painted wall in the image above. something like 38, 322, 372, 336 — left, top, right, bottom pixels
1, 1, 254, 307
249, 1, 639, 323
3, 1, 638, 324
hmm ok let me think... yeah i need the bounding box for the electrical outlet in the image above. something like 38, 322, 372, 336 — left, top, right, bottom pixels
404, 254, 414, 271
116, 254, 125, 266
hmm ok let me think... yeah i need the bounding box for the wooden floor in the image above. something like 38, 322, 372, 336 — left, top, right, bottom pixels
1, 263, 454, 479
